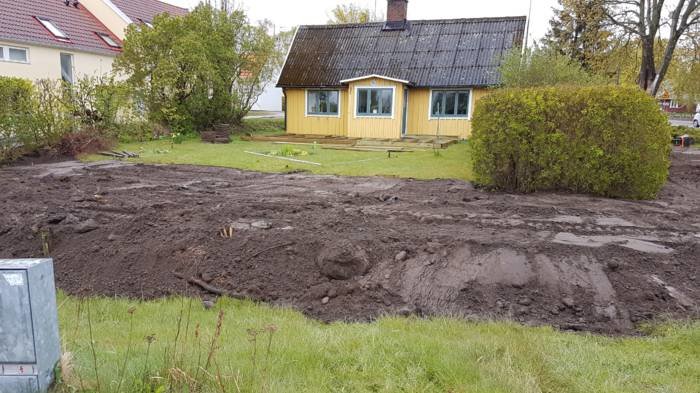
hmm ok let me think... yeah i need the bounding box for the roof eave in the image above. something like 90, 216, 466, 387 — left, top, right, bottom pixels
0, 36, 121, 57
339, 74, 411, 85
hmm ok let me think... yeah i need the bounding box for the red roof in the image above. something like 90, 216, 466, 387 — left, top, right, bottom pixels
110, 0, 188, 24
0, 0, 122, 56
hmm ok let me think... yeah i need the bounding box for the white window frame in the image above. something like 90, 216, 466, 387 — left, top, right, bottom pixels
0, 45, 30, 64
60, 52, 74, 84
305, 89, 342, 118
37, 17, 69, 40
354, 86, 396, 119
429, 89, 473, 120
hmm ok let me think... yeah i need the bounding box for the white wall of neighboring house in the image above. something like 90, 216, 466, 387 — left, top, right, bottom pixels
80, 0, 132, 40
253, 85, 283, 111
0, 41, 116, 81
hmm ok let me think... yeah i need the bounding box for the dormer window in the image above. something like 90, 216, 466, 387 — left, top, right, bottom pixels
37, 17, 68, 40
138, 19, 154, 28
97, 33, 120, 48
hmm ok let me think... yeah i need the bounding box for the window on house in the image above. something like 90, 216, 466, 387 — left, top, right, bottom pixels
0, 46, 29, 63
137, 19, 154, 28
97, 32, 120, 48
431, 90, 470, 118
356, 88, 393, 116
37, 17, 69, 40
60, 53, 74, 84
307, 90, 339, 115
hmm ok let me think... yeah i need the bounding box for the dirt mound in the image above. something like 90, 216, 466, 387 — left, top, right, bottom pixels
0, 152, 698, 334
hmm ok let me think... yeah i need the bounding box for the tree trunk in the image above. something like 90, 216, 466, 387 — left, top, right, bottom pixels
638, 38, 656, 93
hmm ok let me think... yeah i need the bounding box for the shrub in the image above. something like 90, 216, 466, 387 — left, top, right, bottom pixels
0, 77, 34, 161
499, 47, 610, 88
28, 79, 73, 149
55, 126, 115, 156
471, 85, 671, 199
67, 75, 132, 134
0, 76, 146, 162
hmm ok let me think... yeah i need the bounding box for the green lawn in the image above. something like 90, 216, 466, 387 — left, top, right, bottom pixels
53, 295, 700, 393
85, 121, 473, 181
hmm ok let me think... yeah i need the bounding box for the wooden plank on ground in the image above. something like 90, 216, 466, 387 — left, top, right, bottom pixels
321, 146, 417, 153
244, 151, 322, 166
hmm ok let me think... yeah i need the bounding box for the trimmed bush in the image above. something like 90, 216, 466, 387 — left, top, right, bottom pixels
471, 86, 671, 199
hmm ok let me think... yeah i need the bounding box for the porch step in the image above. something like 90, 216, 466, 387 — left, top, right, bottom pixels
241, 134, 356, 145
355, 139, 456, 149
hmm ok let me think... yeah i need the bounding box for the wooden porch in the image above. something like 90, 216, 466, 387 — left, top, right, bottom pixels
239, 134, 459, 151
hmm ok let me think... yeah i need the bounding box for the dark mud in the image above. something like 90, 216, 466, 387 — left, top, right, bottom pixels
0, 151, 698, 334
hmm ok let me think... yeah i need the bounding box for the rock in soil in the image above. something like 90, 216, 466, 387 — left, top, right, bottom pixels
0, 152, 698, 335
395, 250, 408, 262
74, 219, 99, 234
316, 239, 370, 280
202, 300, 215, 310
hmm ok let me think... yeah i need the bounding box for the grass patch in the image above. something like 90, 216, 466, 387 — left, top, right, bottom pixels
54, 295, 700, 393
231, 118, 285, 136
83, 135, 474, 181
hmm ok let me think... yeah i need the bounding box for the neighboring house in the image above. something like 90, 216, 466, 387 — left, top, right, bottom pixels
276, 0, 526, 139
657, 87, 696, 114
254, 84, 283, 112
81, 0, 188, 40
0, 0, 186, 83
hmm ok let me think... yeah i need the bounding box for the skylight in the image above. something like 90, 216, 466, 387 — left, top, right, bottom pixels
97, 33, 120, 48
37, 17, 68, 40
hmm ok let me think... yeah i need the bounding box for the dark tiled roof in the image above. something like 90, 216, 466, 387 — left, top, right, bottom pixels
110, 0, 188, 24
0, 0, 122, 56
277, 16, 526, 88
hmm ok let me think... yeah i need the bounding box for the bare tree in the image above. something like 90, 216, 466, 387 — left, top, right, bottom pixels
203, 0, 236, 13
604, 0, 700, 95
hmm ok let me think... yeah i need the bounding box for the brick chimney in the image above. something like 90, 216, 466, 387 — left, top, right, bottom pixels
386, 0, 408, 23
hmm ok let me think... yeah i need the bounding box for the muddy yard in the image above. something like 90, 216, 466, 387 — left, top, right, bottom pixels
1, 151, 698, 334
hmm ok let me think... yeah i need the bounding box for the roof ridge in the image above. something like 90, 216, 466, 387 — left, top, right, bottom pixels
301, 15, 527, 29
151, 0, 188, 12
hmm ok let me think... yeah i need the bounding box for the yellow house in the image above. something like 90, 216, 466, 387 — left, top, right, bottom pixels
277, 0, 526, 140
0, 0, 187, 83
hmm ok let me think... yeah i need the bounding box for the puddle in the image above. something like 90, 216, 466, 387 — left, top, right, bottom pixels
553, 233, 674, 254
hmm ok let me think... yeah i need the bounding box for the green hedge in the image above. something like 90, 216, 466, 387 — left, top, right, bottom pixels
0, 77, 34, 161
0, 76, 145, 162
471, 86, 671, 199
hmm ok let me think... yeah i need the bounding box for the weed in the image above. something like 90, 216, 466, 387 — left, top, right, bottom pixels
85, 299, 101, 392
269, 145, 309, 157
116, 306, 136, 392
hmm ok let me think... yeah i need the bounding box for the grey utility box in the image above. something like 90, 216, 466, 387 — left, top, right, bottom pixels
0, 259, 61, 393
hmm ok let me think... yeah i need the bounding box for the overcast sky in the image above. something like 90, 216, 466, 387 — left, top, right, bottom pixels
165, 0, 559, 45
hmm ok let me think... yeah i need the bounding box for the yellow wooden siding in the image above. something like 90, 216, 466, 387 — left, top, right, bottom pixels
284, 88, 348, 136
346, 78, 404, 139
284, 82, 489, 140
406, 88, 489, 139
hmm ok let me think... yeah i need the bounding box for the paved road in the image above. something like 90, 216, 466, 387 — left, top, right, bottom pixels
670, 119, 696, 128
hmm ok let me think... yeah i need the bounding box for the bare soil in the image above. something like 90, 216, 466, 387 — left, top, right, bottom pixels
1, 151, 698, 334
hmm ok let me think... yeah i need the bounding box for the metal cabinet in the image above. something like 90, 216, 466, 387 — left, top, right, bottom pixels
0, 259, 60, 393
